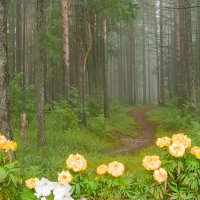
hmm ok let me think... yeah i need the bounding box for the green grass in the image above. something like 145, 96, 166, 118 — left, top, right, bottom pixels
16, 103, 200, 182
14, 103, 142, 180
109, 105, 139, 137
145, 105, 200, 149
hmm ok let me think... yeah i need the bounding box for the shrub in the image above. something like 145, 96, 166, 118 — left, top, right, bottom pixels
0, 135, 20, 200
88, 115, 108, 136
46, 99, 79, 130
142, 133, 200, 200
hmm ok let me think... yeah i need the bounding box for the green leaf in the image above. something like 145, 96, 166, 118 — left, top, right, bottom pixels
75, 183, 81, 195
0, 168, 8, 181
9, 174, 17, 187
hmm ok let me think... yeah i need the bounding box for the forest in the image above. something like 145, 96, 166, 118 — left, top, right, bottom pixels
1, 0, 200, 199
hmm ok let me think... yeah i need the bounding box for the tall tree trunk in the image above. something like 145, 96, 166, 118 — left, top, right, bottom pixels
142, 12, 146, 104
197, 1, 200, 100
127, 25, 133, 104
184, 0, 197, 113
102, 17, 109, 118
36, 0, 45, 146
76, 0, 87, 126
22, 0, 26, 86
155, 9, 160, 104
133, 32, 137, 105
61, 0, 70, 99
159, 0, 165, 105
147, 20, 151, 102
175, 0, 182, 107
16, 0, 22, 74
0, 0, 13, 140
118, 23, 123, 100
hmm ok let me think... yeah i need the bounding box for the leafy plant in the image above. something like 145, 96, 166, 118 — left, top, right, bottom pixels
46, 99, 79, 130
142, 134, 200, 200
0, 151, 20, 199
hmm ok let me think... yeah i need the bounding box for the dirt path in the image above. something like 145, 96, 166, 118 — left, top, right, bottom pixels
112, 104, 156, 154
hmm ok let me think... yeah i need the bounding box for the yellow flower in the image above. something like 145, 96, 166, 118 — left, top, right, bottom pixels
0, 134, 17, 152
3, 141, 17, 152
142, 156, 161, 171
66, 154, 87, 172
171, 133, 191, 149
169, 142, 185, 157
26, 178, 39, 189
0, 134, 7, 142
96, 164, 108, 175
58, 171, 72, 185
153, 168, 168, 183
190, 146, 200, 159
0, 134, 7, 150
156, 137, 171, 148
107, 161, 125, 177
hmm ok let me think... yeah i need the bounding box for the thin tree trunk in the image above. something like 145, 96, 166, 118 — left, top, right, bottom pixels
133, 32, 137, 105
36, 0, 45, 146
61, 0, 70, 99
142, 12, 146, 104
102, 17, 109, 118
128, 25, 133, 104
20, 113, 26, 139
155, 10, 160, 104
16, 0, 22, 74
159, 0, 165, 105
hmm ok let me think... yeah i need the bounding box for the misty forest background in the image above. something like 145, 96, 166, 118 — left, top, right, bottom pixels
1, 0, 200, 199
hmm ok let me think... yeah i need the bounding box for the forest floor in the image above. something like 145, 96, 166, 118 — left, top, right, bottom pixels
112, 104, 157, 154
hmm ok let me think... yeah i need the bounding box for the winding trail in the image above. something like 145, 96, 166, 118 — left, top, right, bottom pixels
112, 104, 156, 154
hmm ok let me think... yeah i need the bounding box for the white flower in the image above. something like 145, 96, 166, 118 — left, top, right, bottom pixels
54, 192, 74, 200
41, 198, 46, 200
35, 178, 54, 197
52, 182, 72, 194
53, 182, 73, 200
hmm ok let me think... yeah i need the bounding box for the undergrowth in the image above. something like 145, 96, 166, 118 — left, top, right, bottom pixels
14, 100, 139, 184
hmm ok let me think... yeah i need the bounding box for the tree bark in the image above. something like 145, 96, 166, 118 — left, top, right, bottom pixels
0, 0, 13, 140
16, 0, 23, 74
102, 17, 109, 118
142, 11, 146, 104
184, 0, 197, 113
175, 0, 183, 106
61, 0, 70, 99
36, 0, 45, 146
20, 113, 26, 139
127, 25, 134, 105
159, 0, 165, 105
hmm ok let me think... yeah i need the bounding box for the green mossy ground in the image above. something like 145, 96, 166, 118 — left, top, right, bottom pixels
15, 104, 200, 181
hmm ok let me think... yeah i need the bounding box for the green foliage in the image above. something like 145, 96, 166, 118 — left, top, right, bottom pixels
70, 170, 167, 200
86, 88, 102, 117
71, 171, 135, 200
20, 188, 37, 200
85, 0, 137, 22
44, 1, 62, 63
109, 101, 138, 137
160, 151, 200, 199
10, 73, 36, 129
45, 99, 79, 130
0, 152, 21, 200
68, 87, 85, 121
146, 103, 200, 146
88, 115, 108, 135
